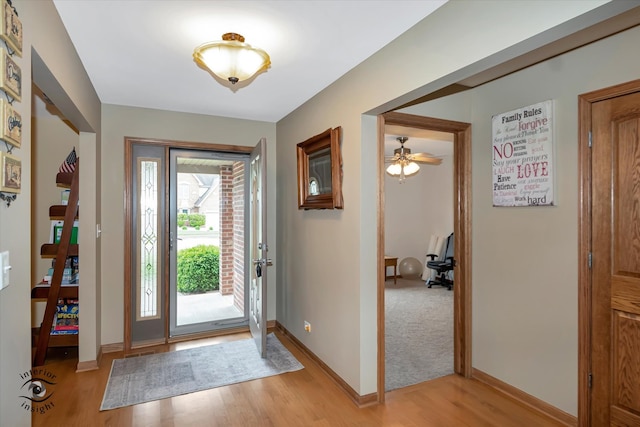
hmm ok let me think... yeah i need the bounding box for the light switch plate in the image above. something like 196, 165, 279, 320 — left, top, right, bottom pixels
0, 251, 10, 290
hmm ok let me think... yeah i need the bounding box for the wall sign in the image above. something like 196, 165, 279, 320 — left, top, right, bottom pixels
0, 98, 20, 147
0, 1, 21, 57
492, 100, 554, 207
0, 150, 20, 193
0, 48, 20, 101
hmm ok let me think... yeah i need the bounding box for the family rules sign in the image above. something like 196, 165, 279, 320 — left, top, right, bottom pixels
492, 100, 554, 207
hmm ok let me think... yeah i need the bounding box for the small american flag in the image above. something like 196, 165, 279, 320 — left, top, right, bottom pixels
59, 148, 77, 173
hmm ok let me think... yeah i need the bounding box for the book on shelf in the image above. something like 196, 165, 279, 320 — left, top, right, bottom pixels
42, 268, 78, 284
51, 256, 79, 270
43, 256, 79, 284
50, 220, 79, 244
50, 299, 79, 335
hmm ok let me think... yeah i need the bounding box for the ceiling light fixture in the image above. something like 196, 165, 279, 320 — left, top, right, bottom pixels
193, 33, 271, 85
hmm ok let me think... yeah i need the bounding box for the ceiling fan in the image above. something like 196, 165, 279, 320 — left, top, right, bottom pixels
385, 136, 442, 182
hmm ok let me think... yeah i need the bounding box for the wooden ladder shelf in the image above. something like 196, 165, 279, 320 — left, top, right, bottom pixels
32, 160, 80, 367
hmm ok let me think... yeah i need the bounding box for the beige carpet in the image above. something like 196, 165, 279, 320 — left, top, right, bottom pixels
385, 277, 453, 391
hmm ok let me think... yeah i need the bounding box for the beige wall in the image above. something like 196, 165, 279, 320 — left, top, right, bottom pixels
100, 104, 276, 345
384, 155, 454, 266
0, 1, 101, 425
462, 24, 640, 414
275, 0, 619, 406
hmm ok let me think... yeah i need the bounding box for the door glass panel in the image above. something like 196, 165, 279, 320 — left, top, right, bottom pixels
137, 158, 161, 320
249, 138, 267, 356
170, 149, 250, 336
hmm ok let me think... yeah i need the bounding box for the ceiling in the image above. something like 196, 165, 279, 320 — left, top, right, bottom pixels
48, 1, 452, 157
52, 1, 447, 123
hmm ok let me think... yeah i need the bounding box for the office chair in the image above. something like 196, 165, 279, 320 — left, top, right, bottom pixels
422, 234, 444, 283
426, 232, 455, 290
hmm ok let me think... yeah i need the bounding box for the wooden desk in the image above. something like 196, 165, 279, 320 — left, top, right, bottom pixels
384, 256, 398, 284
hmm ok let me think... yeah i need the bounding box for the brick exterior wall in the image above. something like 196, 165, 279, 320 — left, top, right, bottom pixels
219, 166, 234, 295
232, 161, 245, 312
218, 162, 245, 314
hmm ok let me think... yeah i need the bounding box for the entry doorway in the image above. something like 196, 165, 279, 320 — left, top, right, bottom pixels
377, 112, 472, 400
169, 148, 249, 337
124, 138, 257, 350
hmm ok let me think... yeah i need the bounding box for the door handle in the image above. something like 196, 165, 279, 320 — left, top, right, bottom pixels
253, 258, 273, 278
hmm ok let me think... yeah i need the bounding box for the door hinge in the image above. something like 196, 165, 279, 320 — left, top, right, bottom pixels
588, 252, 592, 269
588, 373, 593, 389
588, 131, 592, 148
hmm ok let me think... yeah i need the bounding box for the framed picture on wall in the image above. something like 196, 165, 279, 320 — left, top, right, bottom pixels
296, 127, 344, 209
0, 48, 20, 101
0, 98, 20, 147
0, 1, 21, 57
1, 150, 20, 193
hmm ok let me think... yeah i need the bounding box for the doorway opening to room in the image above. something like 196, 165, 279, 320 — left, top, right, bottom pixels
382, 125, 454, 392
377, 112, 472, 400
124, 138, 261, 350
168, 148, 248, 337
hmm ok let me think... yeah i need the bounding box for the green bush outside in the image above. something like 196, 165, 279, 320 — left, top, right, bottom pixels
177, 245, 219, 293
176, 213, 206, 228
188, 214, 206, 227
177, 213, 188, 227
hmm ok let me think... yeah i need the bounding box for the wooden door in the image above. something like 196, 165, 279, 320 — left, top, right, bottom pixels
591, 90, 640, 426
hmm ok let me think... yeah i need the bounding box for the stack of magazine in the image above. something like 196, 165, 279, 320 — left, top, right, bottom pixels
50, 299, 79, 335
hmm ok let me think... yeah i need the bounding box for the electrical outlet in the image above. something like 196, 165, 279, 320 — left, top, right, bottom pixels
304, 321, 311, 333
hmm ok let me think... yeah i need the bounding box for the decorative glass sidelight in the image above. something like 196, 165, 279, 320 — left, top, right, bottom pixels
137, 158, 161, 320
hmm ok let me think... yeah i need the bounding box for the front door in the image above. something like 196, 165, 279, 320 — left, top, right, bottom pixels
125, 138, 266, 350
590, 89, 640, 425
168, 148, 250, 337
249, 138, 268, 357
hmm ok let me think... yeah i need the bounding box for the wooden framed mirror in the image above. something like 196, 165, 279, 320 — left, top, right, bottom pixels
296, 127, 343, 209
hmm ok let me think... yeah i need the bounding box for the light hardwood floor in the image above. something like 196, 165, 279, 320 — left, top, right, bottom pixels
32, 331, 565, 426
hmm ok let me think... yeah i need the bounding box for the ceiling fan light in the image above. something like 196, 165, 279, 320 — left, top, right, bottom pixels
386, 163, 402, 176
194, 33, 271, 84
403, 161, 420, 176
